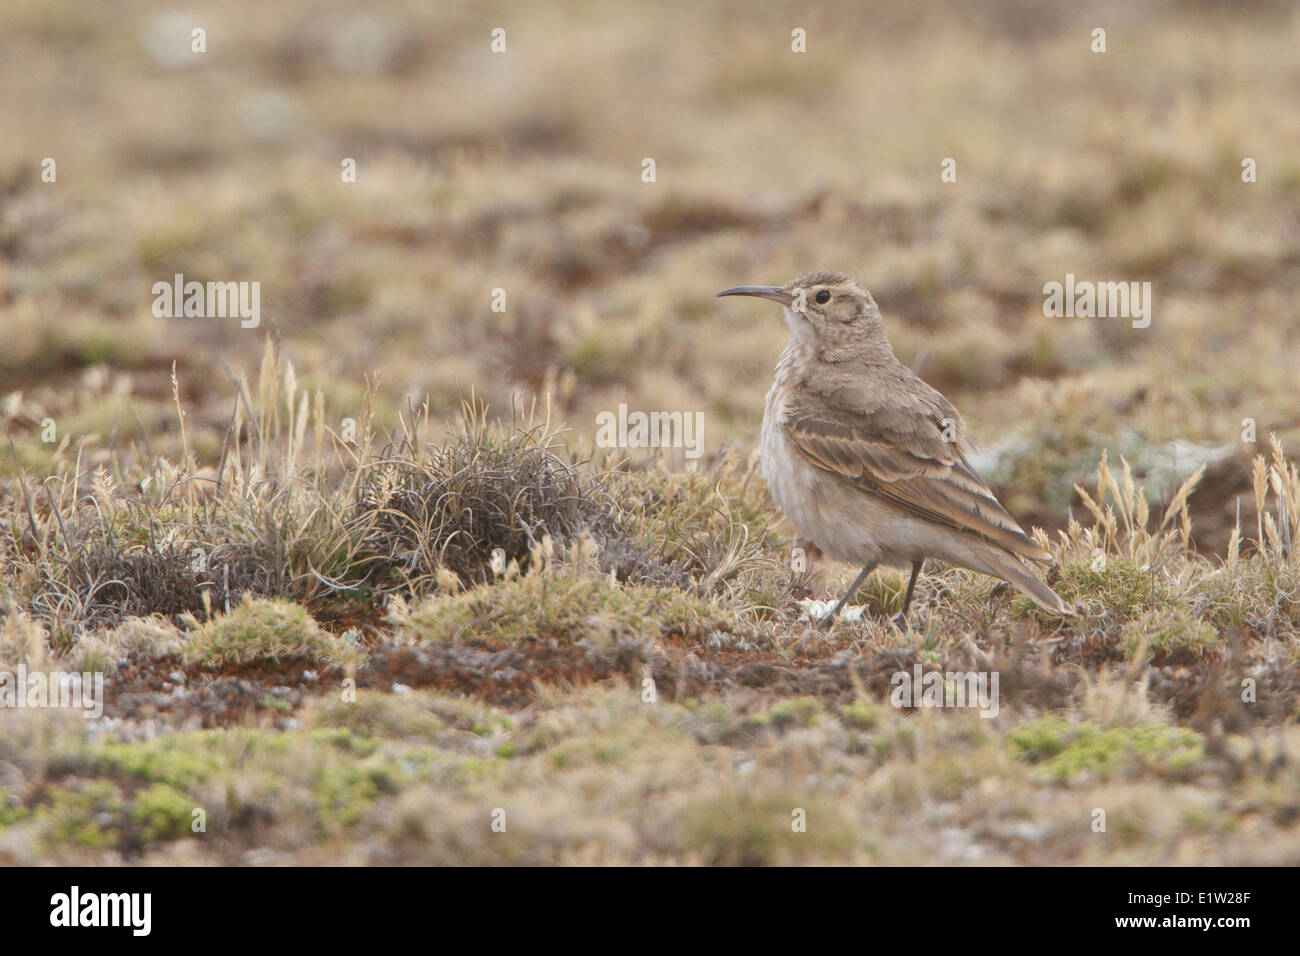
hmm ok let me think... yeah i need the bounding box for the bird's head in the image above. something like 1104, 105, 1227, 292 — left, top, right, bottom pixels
716, 271, 886, 351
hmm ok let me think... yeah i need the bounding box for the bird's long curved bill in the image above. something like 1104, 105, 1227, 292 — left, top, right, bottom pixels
715, 285, 793, 305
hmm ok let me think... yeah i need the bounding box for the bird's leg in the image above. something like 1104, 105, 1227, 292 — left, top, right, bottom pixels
893, 559, 924, 628
819, 560, 879, 627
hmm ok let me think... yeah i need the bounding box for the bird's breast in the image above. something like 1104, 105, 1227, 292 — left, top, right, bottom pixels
763, 376, 923, 567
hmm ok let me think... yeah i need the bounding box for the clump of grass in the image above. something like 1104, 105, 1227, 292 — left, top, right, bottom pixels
1008, 716, 1204, 782
1068, 448, 1204, 572
1202, 437, 1300, 630
182, 597, 360, 671
56, 528, 290, 632
351, 403, 620, 594
1, 343, 782, 651
67, 615, 184, 673
3, 346, 674, 639
610, 449, 786, 610
129, 783, 195, 842
745, 696, 823, 732
838, 700, 885, 732
677, 787, 857, 865
30, 783, 124, 853
303, 689, 446, 740
0, 597, 48, 669
395, 539, 721, 646
1015, 556, 1179, 621
1013, 450, 1216, 632
1122, 607, 1218, 664
5, 347, 346, 634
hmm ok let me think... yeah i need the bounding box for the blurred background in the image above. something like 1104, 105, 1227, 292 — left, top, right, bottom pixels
2, 0, 1299, 550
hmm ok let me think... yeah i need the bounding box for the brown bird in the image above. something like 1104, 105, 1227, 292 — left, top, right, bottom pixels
718, 270, 1072, 625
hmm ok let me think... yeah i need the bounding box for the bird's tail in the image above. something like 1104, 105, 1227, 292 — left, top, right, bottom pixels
965, 547, 1074, 616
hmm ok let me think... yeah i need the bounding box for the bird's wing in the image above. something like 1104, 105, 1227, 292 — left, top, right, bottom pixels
780, 382, 1052, 564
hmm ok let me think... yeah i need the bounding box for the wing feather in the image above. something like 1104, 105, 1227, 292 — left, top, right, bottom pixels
781, 383, 1051, 564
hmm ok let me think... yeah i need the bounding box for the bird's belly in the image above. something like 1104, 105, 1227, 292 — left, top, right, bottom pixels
760, 412, 917, 568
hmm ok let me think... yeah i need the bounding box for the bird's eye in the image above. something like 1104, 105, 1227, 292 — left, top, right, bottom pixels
815, 290, 831, 304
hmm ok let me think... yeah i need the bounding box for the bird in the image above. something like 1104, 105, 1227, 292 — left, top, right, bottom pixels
717, 270, 1072, 626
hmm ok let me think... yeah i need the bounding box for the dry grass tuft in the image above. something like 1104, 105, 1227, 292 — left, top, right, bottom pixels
351, 408, 621, 594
